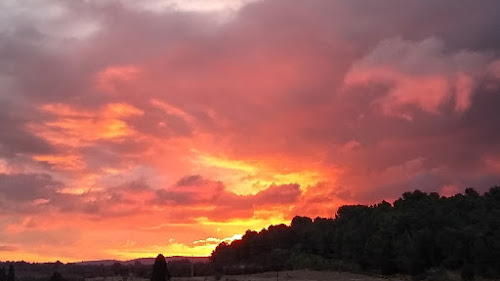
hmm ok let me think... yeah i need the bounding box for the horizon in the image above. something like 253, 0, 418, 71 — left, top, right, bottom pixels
0, 255, 210, 264
1, 0, 499, 264
1, 187, 496, 264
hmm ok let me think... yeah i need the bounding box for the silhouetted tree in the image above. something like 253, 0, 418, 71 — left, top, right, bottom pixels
111, 262, 129, 277
0, 267, 6, 281
461, 263, 475, 281
7, 265, 14, 281
151, 254, 171, 281
211, 187, 500, 278
48, 272, 66, 281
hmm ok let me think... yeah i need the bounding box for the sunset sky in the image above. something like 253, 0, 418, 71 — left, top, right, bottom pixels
1, 0, 500, 262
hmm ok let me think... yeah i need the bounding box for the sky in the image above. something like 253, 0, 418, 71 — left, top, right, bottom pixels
0, 0, 500, 262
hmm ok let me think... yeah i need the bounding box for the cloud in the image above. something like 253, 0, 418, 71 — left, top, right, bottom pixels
0, 173, 61, 203
30, 103, 144, 148
344, 37, 493, 120
0, 245, 17, 252
0, 0, 500, 262
0, 101, 53, 158
153, 175, 301, 220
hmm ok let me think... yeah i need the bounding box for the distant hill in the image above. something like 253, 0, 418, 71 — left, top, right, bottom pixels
75, 256, 209, 266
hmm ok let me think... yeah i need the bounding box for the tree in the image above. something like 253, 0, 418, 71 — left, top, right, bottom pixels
111, 262, 129, 277
48, 272, 66, 281
210, 187, 500, 278
151, 254, 171, 281
465, 188, 479, 197
461, 263, 474, 281
0, 267, 6, 281
7, 265, 14, 281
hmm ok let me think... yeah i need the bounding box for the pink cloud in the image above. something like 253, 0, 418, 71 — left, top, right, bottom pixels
344, 37, 492, 120
1, 0, 499, 262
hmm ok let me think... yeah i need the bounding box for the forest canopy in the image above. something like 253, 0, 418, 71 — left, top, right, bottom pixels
211, 187, 500, 277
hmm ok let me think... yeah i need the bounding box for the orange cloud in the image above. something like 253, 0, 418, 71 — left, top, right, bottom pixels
30, 103, 144, 148
1, 0, 499, 264
33, 154, 86, 171
96, 65, 143, 95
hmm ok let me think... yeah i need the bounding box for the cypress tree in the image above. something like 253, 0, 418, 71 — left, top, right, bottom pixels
151, 254, 171, 281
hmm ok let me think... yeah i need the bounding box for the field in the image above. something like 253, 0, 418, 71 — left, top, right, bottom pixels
171, 271, 403, 281
170, 270, 496, 281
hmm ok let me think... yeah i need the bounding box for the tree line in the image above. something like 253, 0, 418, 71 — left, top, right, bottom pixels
0, 265, 16, 281
211, 187, 500, 278
0, 258, 213, 281
2, 187, 499, 280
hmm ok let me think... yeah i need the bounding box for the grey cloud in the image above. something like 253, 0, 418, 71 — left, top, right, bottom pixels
0, 0, 499, 215
176, 175, 204, 186
0, 173, 61, 202
0, 102, 53, 158
154, 175, 301, 220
